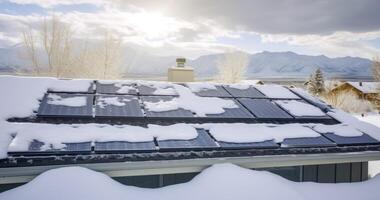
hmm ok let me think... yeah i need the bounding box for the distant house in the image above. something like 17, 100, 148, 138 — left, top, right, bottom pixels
330, 82, 380, 109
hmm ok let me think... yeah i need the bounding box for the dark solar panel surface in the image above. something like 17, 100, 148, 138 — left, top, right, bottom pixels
281, 136, 336, 148
157, 129, 218, 151
193, 85, 232, 97
94, 141, 156, 153
138, 85, 178, 96
238, 98, 293, 119
223, 86, 266, 98
142, 96, 194, 118
217, 140, 279, 149
95, 95, 143, 117
9, 140, 92, 156
322, 133, 379, 146
205, 99, 254, 119
96, 82, 137, 95
37, 93, 94, 118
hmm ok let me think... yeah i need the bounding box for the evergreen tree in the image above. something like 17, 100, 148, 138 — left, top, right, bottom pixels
307, 68, 325, 96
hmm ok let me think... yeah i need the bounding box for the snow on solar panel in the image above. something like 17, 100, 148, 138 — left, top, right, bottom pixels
157, 129, 218, 151
137, 82, 178, 96
96, 81, 137, 95
141, 96, 194, 118
254, 85, 300, 99
275, 100, 327, 118
37, 93, 94, 117
48, 79, 95, 93
8, 140, 92, 156
95, 95, 143, 117
187, 83, 231, 97
238, 98, 292, 119
223, 85, 266, 98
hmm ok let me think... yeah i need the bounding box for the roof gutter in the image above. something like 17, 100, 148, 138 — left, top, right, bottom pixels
1, 151, 380, 184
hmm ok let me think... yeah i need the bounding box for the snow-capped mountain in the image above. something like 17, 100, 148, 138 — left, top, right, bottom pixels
0, 46, 373, 78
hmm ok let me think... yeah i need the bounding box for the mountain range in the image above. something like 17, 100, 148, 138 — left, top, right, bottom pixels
0, 46, 374, 79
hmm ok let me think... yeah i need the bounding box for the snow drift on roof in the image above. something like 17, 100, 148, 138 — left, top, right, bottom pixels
1, 163, 380, 200
312, 124, 363, 137
275, 100, 326, 117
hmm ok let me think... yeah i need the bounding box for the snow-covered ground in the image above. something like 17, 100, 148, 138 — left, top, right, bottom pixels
355, 114, 380, 177
1, 164, 380, 200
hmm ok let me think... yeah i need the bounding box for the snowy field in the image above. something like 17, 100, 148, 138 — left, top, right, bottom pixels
355, 114, 380, 177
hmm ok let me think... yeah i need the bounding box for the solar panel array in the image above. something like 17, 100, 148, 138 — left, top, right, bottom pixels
36, 80, 338, 124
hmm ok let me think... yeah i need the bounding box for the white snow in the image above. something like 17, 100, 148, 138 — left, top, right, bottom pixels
97, 96, 131, 108
48, 79, 93, 92
2, 163, 380, 200
186, 82, 217, 92
312, 124, 364, 137
115, 84, 135, 94
328, 109, 380, 141
144, 84, 237, 117
201, 123, 320, 143
275, 100, 326, 117
47, 94, 87, 107
347, 82, 379, 94
228, 83, 251, 90
137, 81, 178, 95
290, 88, 329, 106
255, 85, 300, 99
5, 123, 198, 152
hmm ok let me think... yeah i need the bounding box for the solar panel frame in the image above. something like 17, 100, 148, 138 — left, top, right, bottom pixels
95, 95, 144, 118
8, 140, 92, 156
204, 99, 255, 119
94, 141, 156, 153
157, 129, 219, 151
37, 93, 94, 118
238, 98, 293, 119
96, 82, 138, 95
192, 85, 232, 97
281, 136, 336, 148
223, 85, 267, 98
322, 133, 379, 146
141, 96, 194, 118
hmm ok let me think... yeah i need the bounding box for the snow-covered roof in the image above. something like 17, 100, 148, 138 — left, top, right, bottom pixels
1, 163, 380, 200
345, 82, 379, 94
0, 75, 380, 165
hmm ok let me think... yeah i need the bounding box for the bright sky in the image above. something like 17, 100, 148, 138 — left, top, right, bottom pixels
0, 0, 380, 59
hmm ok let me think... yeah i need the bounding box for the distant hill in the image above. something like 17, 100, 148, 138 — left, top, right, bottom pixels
0, 46, 373, 79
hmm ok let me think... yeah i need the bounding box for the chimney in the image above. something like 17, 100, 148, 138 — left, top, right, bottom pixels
168, 57, 194, 82
359, 82, 363, 86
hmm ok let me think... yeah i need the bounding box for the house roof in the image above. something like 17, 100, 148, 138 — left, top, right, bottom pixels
341, 82, 379, 94
1, 75, 380, 169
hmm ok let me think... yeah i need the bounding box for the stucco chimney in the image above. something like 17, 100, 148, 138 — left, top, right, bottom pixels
168, 58, 194, 82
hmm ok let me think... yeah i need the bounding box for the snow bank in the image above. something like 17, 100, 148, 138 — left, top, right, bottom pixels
5, 123, 198, 151
1, 164, 380, 200
145, 84, 237, 117
255, 85, 300, 99
201, 123, 320, 143
47, 94, 87, 107
275, 100, 326, 117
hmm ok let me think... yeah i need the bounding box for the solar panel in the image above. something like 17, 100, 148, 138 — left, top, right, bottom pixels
205, 99, 254, 119
193, 85, 232, 97
96, 82, 137, 95
289, 88, 331, 112
141, 96, 194, 118
37, 93, 94, 118
8, 140, 92, 156
238, 98, 293, 119
275, 100, 331, 119
281, 136, 336, 148
322, 133, 379, 146
95, 95, 144, 118
94, 141, 156, 153
48, 81, 95, 94
223, 86, 266, 98
138, 85, 178, 96
217, 140, 279, 150
157, 129, 219, 151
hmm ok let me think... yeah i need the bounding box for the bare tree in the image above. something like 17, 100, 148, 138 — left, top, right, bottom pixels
216, 51, 249, 83
373, 57, 380, 81
22, 26, 40, 74
100, 31, 122, 79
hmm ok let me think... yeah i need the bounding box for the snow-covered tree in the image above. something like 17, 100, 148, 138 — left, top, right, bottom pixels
216, 51, 249, 83
307, 68, 325, 96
